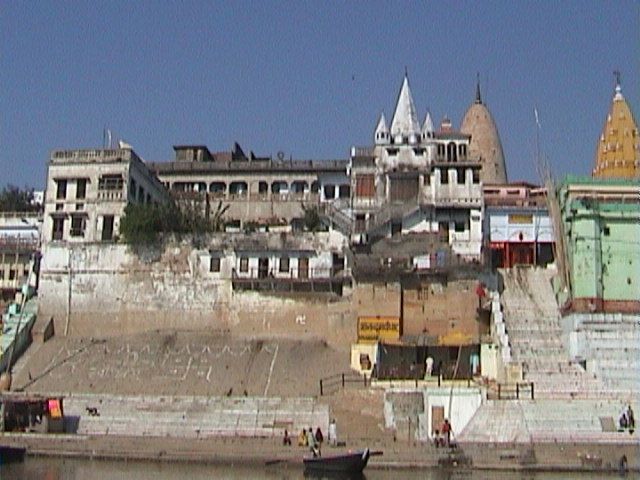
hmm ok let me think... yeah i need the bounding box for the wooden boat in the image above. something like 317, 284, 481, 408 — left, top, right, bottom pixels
303, 448, 370, 474
0, 445, 26, 463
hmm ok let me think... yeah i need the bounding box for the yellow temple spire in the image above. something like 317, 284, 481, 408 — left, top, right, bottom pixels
593, 72, 639, 178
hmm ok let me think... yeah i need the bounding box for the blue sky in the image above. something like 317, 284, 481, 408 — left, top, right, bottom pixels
1, 1, 638, 189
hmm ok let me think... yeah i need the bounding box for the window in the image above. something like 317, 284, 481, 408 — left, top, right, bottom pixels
52, 217, 65, 241
323, 185, 335, 199
454, 222, 466, 232
101, 215, 114, 241
279, 256, 290, 273
9, 269, 16, 281
98, 174, 124, 190
56, 179, 67, 200
472, 170, 480, 184
239, 257, 249, 273
441, 169, 449, 184
70, 215, 86, 237
457, 168, 466, 185
355, 175, 375, 198
130, 179, 137, 197
0, 269, 4, 280
76, 178, 87, 199
55, 203, 63, 211
209, 257, 221, 273
603, 226, 610, 236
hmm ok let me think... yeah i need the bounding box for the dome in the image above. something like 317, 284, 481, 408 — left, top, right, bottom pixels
460, 81, 507, 184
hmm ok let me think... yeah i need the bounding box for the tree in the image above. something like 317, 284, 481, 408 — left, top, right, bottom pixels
0, 185, 39, 212
302, 204, 322, 232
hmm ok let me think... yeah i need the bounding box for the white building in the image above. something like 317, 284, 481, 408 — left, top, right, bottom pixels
42, 148, 169, 244
346, 74, 484, 260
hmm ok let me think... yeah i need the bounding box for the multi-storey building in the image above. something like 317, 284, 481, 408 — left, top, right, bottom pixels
42, 147, 169, 244
558, 176, 640, 313
149, 143, 350, 226
346, 75, 495, 261
483, 183, 554, 268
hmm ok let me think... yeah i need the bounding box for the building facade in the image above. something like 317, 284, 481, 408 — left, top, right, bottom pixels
559, 176, 640, 313
149, 144, 350, 226
346, 75, 485, 260
483, 183, 554, 268
42, 148, 169, 244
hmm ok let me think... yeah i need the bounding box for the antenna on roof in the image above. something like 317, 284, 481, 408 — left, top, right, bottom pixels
613, 70, 621, 88
277, 151, 285, 161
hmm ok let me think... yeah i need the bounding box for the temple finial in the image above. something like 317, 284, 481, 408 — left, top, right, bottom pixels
405, 66, 408, 77
475, 72, 482, 104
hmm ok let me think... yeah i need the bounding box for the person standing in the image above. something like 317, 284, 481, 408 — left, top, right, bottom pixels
328, 418, 338, 446
441, 419, 452, 447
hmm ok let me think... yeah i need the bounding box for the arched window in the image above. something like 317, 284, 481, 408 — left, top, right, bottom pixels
209, 182, 227, 197
271, 181, 288, 194
229, 181, 248, 197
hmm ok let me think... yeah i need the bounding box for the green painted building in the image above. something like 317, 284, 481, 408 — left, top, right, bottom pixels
558, 176, 640, 313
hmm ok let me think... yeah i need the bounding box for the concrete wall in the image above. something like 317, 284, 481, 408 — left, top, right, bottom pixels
352, 283, 401, 319
38, 241, 355, 347
402, 280, 483, 344
383, 387, 482, 441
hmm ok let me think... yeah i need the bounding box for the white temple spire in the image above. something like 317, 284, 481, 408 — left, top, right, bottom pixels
422, 111, 434, 136
390, 74, 420, 142
374, 112, 390, 145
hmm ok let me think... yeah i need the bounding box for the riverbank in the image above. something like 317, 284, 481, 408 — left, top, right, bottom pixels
1, 432, 637, 473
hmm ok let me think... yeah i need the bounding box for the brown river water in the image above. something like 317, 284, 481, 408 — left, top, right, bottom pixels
0, 457, 627, 480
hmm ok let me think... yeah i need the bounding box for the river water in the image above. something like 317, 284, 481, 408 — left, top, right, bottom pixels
0, 457, 625, 480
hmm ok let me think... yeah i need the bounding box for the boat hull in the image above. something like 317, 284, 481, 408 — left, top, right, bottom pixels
0, 445, 26, 464
303, 448, 370, 474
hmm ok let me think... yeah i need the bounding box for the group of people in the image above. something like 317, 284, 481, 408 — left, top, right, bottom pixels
433, 418, 453, 448
282, 419, 338, 457
619, 404, 635, 432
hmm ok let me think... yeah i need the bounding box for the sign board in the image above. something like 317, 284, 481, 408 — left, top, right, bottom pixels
357, 316, 401, 344
508, 214, 533, 224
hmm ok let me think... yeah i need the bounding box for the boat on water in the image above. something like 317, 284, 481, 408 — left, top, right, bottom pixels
0, 445, 26, 463
303, 448, 370, 474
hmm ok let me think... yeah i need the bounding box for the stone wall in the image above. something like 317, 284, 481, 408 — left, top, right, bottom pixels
38, 241, 355, 348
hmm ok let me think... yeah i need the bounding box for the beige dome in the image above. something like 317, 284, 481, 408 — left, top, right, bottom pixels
460, 83, 507, 184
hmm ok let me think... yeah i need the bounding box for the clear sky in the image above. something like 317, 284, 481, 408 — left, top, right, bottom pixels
1, 1, 638, 189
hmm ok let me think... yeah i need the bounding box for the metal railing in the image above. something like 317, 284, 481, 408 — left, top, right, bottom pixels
319, 372, 369, 396
491, 382, 535, 400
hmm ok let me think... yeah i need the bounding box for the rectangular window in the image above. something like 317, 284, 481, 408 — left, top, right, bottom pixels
0, 269, 4, 280
239, 257, 249, 273
454, 221, 466, 232
9, 269, 16, 281
52, 217, 65, 241
56, 179, 67, 200
209, 257, 221, 273
355, 174, 375, 198
70, 215, 85, 237
98, 174, 124, 190
76, 178, 87, 199
441, 169, 449, 184
279, 256, 290, 273
457, 168, 466, 185
101, 215, 114, 241
472, 169, 480, 184
130, 178, 137, 197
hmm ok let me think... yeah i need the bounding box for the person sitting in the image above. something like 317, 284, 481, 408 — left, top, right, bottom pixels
433, 429, 443, 448
298, 428, 308, 447
283, 429, 292, 446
